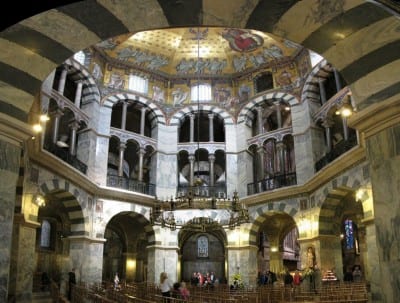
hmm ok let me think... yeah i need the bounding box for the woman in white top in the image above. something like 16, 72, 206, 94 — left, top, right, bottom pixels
159, 272, 173, 302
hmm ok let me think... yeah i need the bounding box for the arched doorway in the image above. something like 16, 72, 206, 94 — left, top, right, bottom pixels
256, 212, 300, 275
178, 218, 227, 284
103, 212, 150, 283
35, 189, 83, 292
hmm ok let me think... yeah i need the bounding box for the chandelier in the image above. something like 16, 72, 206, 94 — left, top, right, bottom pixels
150, 27, 249, 231
150, 190, 249, 231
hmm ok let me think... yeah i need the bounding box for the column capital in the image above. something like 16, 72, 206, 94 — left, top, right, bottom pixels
208, 113, 214, 119
119, 142, 127, 150
321, 118, 334, 128
138, 147, 146, 154
68, 120, 81, 130
208, 154, 216, 161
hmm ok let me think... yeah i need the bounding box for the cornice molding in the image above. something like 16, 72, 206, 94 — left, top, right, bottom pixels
348, 97, 400, 139
0, 113, 33, 146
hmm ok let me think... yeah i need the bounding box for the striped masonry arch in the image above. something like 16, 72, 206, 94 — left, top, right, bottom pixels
101, 92, 166, 125
0, 1, 398, 128
39, 178, 87, 237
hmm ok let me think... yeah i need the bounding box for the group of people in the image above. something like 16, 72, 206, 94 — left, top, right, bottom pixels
159, 272, 190, 302
257, 270, 278, 285
190, 271, 216, 287
344, 265, 363, 282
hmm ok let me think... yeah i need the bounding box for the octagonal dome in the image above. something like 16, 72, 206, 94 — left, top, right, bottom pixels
95, 27, 303, 76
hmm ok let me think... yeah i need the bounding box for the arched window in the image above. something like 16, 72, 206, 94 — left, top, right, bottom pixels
344, 219, 354, 249
73, 51, 86, 65
129, 74, 148, 94
191, 83, 211, 102
197, 235, 209, 258
40, 220, 51, 248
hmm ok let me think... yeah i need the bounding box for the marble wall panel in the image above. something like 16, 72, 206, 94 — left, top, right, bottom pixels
0, 139, 20, 302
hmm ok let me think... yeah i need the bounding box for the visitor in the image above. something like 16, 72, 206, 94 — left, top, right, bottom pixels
68, 268, 76, 301
343, 268, 353, 282
159, 272, 173, 302
352, 265, 362, 282
179, 281, 190, 301
114, 272, 120, 290
293, 270, 301, 286
191, 272, 199, 286
284, 270, 294, 287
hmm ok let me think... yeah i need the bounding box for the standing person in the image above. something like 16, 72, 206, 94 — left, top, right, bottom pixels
159, 272, 173, 302
284, 270, 293, 287
293, 270, 301, 287
190, 272, 199, 286
114, 272, 120, 290
352, 265, 362, 282
179, 282, 190, 301
68, 268, 76, 301
293, 270, 301, 296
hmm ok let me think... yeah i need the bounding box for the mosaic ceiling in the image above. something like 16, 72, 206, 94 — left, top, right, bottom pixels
95, 27, 303, 76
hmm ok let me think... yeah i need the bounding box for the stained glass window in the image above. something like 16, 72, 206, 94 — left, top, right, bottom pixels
197, 235, 208, 257
344, 219, 354, 249
40, 220, 51, 248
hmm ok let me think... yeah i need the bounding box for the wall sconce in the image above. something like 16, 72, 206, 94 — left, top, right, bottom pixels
335, 94, 353, 117
32, 193, 46, 207
355, 189, 365, 203
32, 114, 50, 133
270, 246, 278, 252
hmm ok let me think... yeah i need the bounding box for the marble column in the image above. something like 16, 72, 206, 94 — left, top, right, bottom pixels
317, 235, 343, 281
189, 114, 195, 143
140, 107, 147, 136
208, 154, 215, 187
364, 124, 400, 302
121, 101, 128, 130
208, 114, 214, 142
363, 219, 381, 302
138, 147, 145, 182
276, 103, 282, 129
256, 145, 264, 181
318, 79, 327, 104
321, 118, 334, 153
147, 246, 178, 284
342, 117, 349, 141
118, 142, 126, 177
57, 68, 68, 95
68, 237, 105, 286
68, 121, 80, 156
0, 140, 21, 302
78, 102, 112, 186
9, 215, 38, 303
333, 68, 342, 92
227, 244, 258, 287
256, 106, 264, 135
188, 155, 195, 186
51, 110, 64, 144
74, 81, 83, 108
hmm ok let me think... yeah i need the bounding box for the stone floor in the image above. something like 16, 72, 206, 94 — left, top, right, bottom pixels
32, 291, 52, 303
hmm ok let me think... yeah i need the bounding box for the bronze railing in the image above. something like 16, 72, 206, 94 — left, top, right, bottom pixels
247, 172, 297, 195
107, 175, 156, 196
